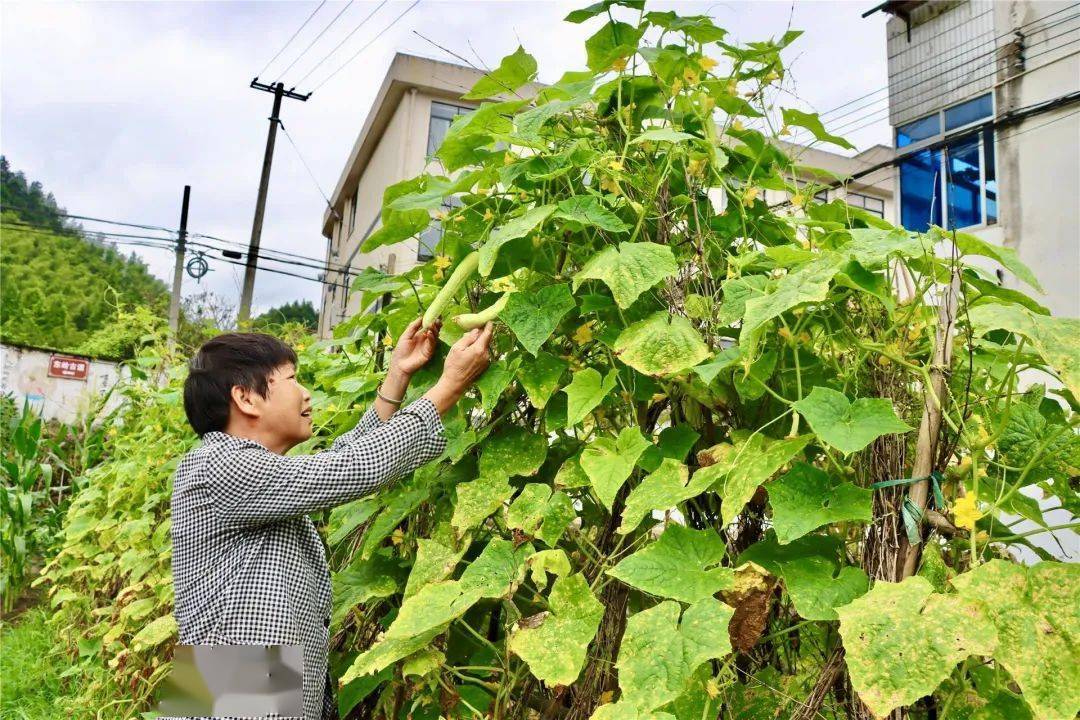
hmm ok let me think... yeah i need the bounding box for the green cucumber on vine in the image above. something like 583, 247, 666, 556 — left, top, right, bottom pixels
454, 291, 511, 330
422, 250, 479, 329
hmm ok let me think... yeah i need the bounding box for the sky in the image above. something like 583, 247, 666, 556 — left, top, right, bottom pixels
1, 0, 891, 317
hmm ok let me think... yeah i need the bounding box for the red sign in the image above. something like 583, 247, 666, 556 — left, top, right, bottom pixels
48, 355, 89, 380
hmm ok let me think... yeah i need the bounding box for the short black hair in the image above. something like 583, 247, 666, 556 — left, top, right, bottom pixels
183, 333, 298, 437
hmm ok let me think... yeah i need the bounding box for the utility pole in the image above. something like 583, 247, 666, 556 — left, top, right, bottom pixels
237, 79, 311, 324
168, 185, 191, 335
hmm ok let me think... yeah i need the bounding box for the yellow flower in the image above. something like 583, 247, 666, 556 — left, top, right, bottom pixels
433, 268, 445, 281
492, 277, 516, 293
791, 193, 806, 208
687, 157, 707, 178
296, 343, 306, 351
382, 334, 394, 349
699, 56, 718, 72
327, 403, 338, 412
731, 119, 745, 132
453, 214, 465, 223
778, 124, 791, 136
699, 94, 716, 113
434, 209, 448, 221
610, 57, 628, 72
726, 79, 738, 94
951, 493, 982, 531
483, 208, 494, 222
764, 69, 781, 84
670, 78, 683, 95
778, 327, 792, 342
573, 321, 595, 345
599, 177, 622, 196
607, 159, 623, 172
741, 186, 760, 207
503, 152, 515, 165
682, 67, 700, 85
518, 191, 529, 201
433, 254, 453, 271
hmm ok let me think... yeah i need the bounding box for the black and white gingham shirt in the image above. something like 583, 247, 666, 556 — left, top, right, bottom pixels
167, 397, 446, 720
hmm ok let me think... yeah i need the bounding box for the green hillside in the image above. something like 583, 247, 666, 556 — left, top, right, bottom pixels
0, 157, 169, 352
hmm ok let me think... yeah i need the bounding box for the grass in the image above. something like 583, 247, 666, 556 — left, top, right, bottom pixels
0, 606, 66, 719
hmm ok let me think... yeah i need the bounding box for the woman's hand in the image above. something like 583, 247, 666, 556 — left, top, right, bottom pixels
389, 316, 442, 377
424, 322, 494, 416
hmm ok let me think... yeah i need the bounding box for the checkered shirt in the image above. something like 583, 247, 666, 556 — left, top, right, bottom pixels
166, 396, 446, 720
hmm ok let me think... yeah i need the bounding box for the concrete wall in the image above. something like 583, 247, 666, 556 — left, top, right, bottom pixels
0, 343, 128, 424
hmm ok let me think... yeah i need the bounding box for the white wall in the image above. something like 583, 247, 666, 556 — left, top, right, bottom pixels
0, 343, 128, 424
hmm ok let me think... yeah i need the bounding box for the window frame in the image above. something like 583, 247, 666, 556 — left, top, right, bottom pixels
895, 92, 997, 231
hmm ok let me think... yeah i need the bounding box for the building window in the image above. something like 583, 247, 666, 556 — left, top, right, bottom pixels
845, 192, 886, 218
427, 101, 471, 157
896, 93, 995, 232
417, 196, 463, 261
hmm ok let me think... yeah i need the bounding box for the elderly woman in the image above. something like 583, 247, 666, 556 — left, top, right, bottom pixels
166, 317, 492, 720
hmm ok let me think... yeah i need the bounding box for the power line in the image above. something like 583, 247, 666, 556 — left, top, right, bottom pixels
310, 0, 422, 92
255, 1, 328, 80
279, 121, 341, 222
826, 38, 1079, 140
5, 220, 354, 292
0, 205, 359, 276
275, 0, 355, 84
293, 0, 388, 88
794, 6, 1079, 134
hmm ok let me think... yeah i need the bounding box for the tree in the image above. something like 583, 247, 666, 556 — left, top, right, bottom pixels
252, 299, 318, 331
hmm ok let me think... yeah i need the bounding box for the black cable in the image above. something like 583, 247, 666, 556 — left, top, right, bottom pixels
255, 1, 328, 80
275, 0, 355, 83
279, 121, 342, 221
310, 0, 422, 92
293, 0, 388, 87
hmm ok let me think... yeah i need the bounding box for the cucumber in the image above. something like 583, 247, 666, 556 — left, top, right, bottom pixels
454, 292, 511, 330
422, 251, 479, 329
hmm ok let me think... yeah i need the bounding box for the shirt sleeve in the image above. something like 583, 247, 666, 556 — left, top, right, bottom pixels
328, 404, 391, 451
208, 397, 446, 528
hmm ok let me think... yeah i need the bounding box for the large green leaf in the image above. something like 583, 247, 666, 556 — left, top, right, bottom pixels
590, 705, 675, 720
837, 576, 997, 718
617, 599, 734, 711
538, 490, 577, 547
474, 356, 520, 413
740, 254, 843, 340
580, 427, 650, 509
629, 127, 698, 144
516, 351, 568, 409
693, 433, 812, 524
841, 228, 929, 268
361, 178, 431, 252
403, 537, 468, 599
794, 386, 912, 455
781, 108, 854, 149
954, 231, 1043, 292
968, 302, 1080, 398
479, 426, 549, 477
514, 98, 589, 143
607, 523, 734, 603
613, 312, 711, 377
451, 472, 513, 534
463, 45, 538, 99
563, 367, 618, 425
951, 560, 1080, 720
458, 537, 534, 598
767, 462, 872, 544
585, 20, 645, 71
573, 242, 678, 308
506, 483, 552, 536
341, 625, 445, 684
502, 283, 576, 355
508, 573, 604, 686
638, 425, 700, 473
331, 549, 407, 626
619, 458, 711, 534
778, 556, 868, 621
479, 204, 556, 276
555, 196, 631, 233
566, 0, 645, 24
716, 275, 768, 326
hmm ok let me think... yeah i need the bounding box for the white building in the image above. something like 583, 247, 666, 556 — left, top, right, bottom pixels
866, 0, 1080, 317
